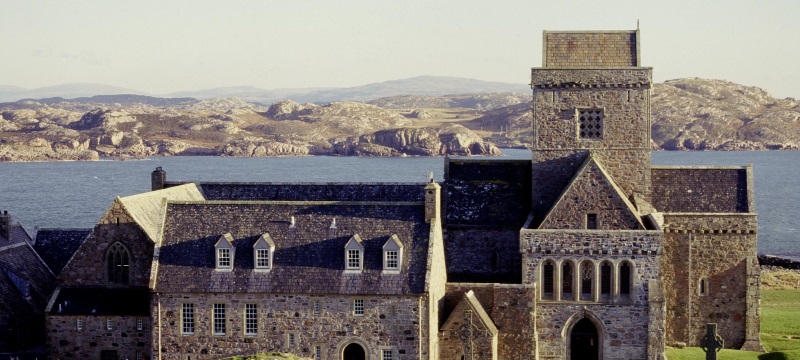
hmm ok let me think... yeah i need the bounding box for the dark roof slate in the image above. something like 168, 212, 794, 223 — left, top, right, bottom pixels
155, 201, 430, 295
49, 287, 150, 316
0, 229, 56, 312
169, 182, 425, 202
651, 166, 751, 213
33, 228, 91, 276
444, 159, 532, 227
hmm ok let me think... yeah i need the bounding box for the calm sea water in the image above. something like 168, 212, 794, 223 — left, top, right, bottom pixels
0, 149, 797, 257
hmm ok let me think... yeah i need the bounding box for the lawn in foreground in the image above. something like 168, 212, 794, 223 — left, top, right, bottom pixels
666, 290, 800, 359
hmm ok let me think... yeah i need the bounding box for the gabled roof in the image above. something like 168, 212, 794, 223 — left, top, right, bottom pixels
154, 201, 430, 295
441, 290, 498, 335
651, 166, 752, 213
33, 228, 91, 276
538, 154, 644, 230
181, 182, 426, 202
117, 183, 204, 242
0, 230, 56, 312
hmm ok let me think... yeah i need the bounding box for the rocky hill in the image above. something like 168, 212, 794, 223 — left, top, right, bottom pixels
0, 98, 498, 161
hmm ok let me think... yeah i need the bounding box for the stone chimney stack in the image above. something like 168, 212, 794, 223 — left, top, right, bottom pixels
0, 210, 12, 241
424, 179, 441, 223
152, 167, 167, 191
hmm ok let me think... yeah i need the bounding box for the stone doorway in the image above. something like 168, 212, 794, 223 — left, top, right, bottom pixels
342, 343, 366, 360
570, 318, 599, 360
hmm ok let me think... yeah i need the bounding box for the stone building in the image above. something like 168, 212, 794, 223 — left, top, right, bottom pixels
44, 28, 761, 360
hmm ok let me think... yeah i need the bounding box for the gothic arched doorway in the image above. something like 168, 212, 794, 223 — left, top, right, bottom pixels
342, 343, 366, 360
570, 318, 599, 360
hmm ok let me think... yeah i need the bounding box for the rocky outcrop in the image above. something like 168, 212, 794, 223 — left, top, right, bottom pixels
334, 125, 501, 156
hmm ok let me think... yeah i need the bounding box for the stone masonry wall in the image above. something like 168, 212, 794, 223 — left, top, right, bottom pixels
445, 228, 521, 283
47, 315, 151, 359
443, 283, 536, 359
59, 202, 153, 287
544, 32, 637, 67
425, 219, 447, 359
154, 293, 424, 360
521, 229, 663, 360
660, 213, 759, 349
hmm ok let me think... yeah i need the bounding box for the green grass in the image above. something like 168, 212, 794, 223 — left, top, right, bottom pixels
667, 290, 800, 359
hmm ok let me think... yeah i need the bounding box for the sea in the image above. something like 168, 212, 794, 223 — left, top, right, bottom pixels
0, 149, 798, 259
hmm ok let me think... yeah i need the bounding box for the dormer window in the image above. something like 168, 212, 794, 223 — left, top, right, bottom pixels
215, 233, 235, 270
345, 234, 364, 273
253, 233, 275, 271
383, 234, 403, 274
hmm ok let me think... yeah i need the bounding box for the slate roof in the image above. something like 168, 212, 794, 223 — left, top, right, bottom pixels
0, 225, 56, 314
33, 228, 91, 276
651, 166, 751, 213
48, 287, 150, 316
155, 201, 430, 295
117, 183, 205, 242
170, 182, 426, 202
444, 159, 532, 227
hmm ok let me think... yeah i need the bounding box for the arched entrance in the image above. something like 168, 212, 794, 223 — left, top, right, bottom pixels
570, 318, 599, 360
342, 343, 366, 360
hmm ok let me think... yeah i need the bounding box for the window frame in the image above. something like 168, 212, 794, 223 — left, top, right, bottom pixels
215, 233, 235, 271
344, 234, 364, 273
253, 233, 275, 271
212, 303, 226, 336
382, 234, 403, 274
107, 242, 131, 285
181, 303, 195, 335
244, 303, 258, 336
577, 108, 605, 140
76, 318, 83, 331
353, 298, 364, 317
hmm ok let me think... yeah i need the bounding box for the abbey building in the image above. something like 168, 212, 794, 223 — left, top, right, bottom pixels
35, 29, 763, 360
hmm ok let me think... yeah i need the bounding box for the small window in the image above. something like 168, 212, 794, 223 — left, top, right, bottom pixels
699, 278, 708, 296
181, 303, 195, 335
620, 262, 632, 297
383, 234, 403, 273
600, 262, 612, 296
135, 350, 143, 360
345, 234, 364, 272
136, 318, 143, 331
215, 233, 235, 270
76, 318, 83, 331
245, 304, 258, 336
213, 303, 226, 336
314, 346, 322, 360
254, 233, 275, 270
313, 301, 320, 316
542, 260, 555, 299
353, 299, 364, 316
287, 333, 296, 347
562, 262, 573, 300
586, 214, 598, 229
382, 349, 394, 360
578, 109, 604, 139
107, 319, 113, 330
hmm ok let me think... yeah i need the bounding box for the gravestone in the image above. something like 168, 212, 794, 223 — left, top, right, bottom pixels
700, 323, 724, 360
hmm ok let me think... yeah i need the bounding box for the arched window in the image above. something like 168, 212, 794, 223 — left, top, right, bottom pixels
600, 261, 613, 298
580, 260, 594, 301
699, 278, 708, 296
107, 242, 130, 284
562, 262, 573, 300
619, 262, 632, 298
542, 260, 555, 300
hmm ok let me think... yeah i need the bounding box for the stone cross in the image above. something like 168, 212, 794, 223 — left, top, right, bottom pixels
458, 310, 474, 360
700, 323, 724, 360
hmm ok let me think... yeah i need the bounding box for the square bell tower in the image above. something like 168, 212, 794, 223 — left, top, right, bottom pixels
530, 29, 653, 219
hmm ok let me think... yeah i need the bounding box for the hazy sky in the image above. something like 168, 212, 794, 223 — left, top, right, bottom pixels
2, 0, 798, 98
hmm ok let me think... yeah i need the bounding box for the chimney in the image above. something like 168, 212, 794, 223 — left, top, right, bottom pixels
151, 167, 167, 191
424, 179, 441, 223
0, 210, 11, 241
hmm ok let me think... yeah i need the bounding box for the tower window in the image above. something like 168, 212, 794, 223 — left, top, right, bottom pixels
562, 262, 573, 299
601, 262, 612, 296
586, 214, 598, 229
620, 262, 632, 297
542, 261, 555, 299
578, 109, 604, 139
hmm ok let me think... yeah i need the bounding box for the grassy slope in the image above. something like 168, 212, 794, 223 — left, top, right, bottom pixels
667, 290, 800, 360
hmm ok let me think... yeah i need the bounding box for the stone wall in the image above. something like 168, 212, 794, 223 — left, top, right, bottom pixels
425, 218, 447, 359
521, 229, 664, 360
59, 202, 153, 287
442, 283, 536, 359
445, 228, 522, 283
660, 213, 759, 349
153, 293, 424, 360
47, 315, 151, 359
543, 31, 638, 67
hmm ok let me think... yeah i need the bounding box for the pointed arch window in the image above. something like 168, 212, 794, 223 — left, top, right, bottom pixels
107, 242, 130, 284
580, 260, 594, 301
600, 261, 613, 298
562, 262, 573, 300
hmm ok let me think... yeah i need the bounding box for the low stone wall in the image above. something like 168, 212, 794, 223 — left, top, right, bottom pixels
47, 315, 151, 359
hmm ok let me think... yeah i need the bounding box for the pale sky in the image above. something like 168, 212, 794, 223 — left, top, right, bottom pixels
2, 0, 798, 98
